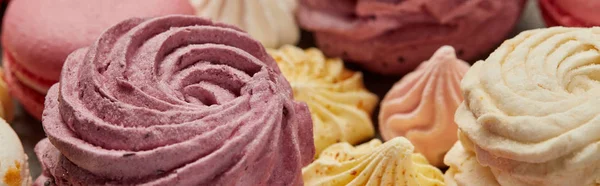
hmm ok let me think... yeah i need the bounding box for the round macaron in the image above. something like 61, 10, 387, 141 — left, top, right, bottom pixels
2, 0, 194, 119
539, 0, 600, 27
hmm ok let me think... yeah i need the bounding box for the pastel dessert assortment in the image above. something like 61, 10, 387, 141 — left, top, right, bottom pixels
446, 27, 600, 186
4, 1, 600, 186
268, 45, 378, 156
33, 16, 313, 185
0, 118, 31, 186
2, 0, 195, 119
379, 46, 470, 167
190, 0, 299, 48
303, 137, 444, 186
539, 0, 600, 27
296, 0, 525, 75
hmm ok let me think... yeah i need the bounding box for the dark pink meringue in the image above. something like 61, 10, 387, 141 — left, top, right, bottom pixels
34, 15, 314, 186
297, 0, 525, 75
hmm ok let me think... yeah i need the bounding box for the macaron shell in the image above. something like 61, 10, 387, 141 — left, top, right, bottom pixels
2, 0, 195, 82
3, 53, 44, 120
3, 52, 54, 95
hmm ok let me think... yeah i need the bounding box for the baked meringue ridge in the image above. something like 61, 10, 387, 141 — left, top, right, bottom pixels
34, 15, 314, 186
446, 27, 600, 186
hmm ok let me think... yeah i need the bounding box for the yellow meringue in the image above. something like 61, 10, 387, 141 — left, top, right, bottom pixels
0, 118, 31, 186
303, 137, 445, 186
379, 46, 470, 167
268, 45, 378, 156
447, 27, 600, 186
0, 69, 14, 121
190, 0, 299, 48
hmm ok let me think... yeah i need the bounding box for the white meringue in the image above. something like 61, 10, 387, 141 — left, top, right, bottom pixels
0, 119, 31, 186
448, 27, 600, 186
190, 0, 299, 48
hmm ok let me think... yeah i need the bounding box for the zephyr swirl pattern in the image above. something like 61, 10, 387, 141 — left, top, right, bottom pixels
268, 45, 378, 156
190, 0, 299, 48
379, 46, 470, 167
302, 138, 444, 186
35, 15, 314, 186
452, 27, 600, 186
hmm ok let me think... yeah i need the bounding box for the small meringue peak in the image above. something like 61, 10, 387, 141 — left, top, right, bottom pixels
303, 137, 445, 186
431, 46, 458, 62
379, 46, 470, 167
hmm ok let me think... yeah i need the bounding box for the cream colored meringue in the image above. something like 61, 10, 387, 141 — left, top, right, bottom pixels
303, 137, 445, 186
268, 45, 378, 156
190, 0, 299, 48
0, 69, 13, 122
379, 46, 470, 167
448, 27, 600, 186
0, 119, 31, 186
444, 132, 501, 186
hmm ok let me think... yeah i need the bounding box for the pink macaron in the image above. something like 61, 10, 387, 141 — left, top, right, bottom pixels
2, 0, 194, 119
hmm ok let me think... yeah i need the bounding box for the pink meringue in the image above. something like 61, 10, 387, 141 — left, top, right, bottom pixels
34, 15, 314, 186
379, 46, 470, 167
297, 0, 524, 75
